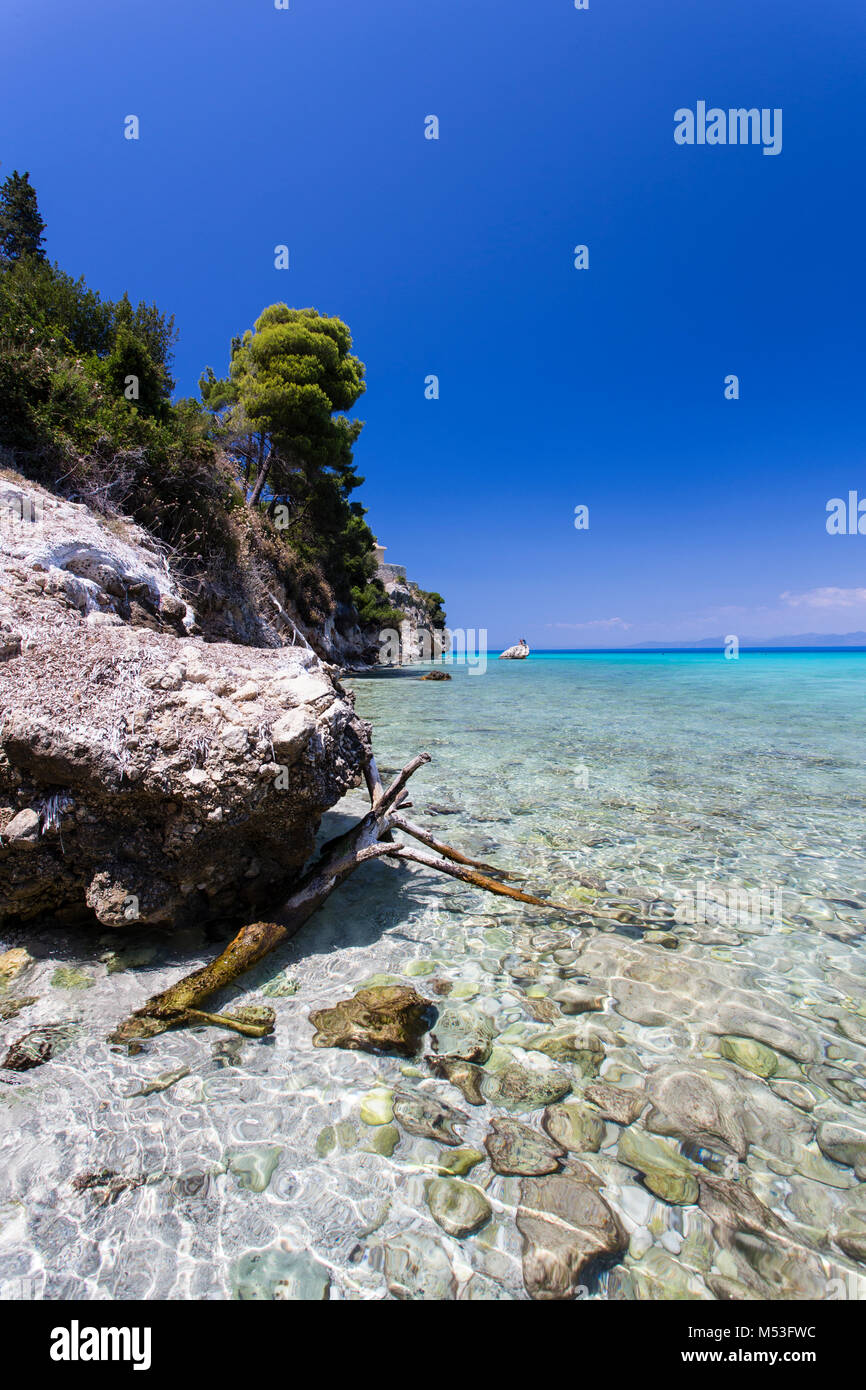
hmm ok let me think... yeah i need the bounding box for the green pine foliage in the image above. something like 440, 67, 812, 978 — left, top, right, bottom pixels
0, 165, 434, 640
0, 169, 46, 263
200, 303, 395, 621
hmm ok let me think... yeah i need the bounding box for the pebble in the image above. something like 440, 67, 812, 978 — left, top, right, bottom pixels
426, 1178, 492, 1237
719, 1035, 778, 1078
551, 986, 605, 1015
437, 1146, 485, 1177
584, 1081, 646, 1126
485, 1117, 565, 1176
360, 1087, 394, 1126
384, 1232, 456, 1300
226, 1146, 282, 1193
542, 1102, 606, 1154
393, 1091, 467, 1146
617, 1129, 699, 1205
363, 1124, 400, 1158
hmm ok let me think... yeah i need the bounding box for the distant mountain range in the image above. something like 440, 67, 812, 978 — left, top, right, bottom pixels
629, 634, 866, 649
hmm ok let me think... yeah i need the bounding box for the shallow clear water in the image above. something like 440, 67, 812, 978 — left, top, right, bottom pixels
1, 651, 865, 1300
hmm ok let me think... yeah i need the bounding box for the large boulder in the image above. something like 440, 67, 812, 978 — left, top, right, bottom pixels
0, 477, 371, 929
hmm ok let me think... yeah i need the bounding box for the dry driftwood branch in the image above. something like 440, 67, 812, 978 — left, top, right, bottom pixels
109, 750, 571, 1047
387, 812, 512, 878
382, 843, 571, 909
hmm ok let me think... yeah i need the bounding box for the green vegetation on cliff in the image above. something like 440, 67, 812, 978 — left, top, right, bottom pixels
0, 165, 436, 643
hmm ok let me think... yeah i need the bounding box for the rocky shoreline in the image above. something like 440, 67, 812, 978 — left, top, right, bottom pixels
0, 472, 380, 931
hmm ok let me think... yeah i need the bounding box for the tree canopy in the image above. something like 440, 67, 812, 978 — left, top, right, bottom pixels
0, 165, 431, 639
0, 169, 46, 263
200, 305, 394, 620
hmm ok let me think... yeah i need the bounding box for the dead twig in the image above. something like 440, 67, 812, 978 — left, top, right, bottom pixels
109, 750, 573, 1047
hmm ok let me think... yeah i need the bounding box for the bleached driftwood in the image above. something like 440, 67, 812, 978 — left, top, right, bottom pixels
110, 752, 572, 1046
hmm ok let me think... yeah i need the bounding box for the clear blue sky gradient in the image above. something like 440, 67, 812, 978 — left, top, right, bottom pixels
2, 0, 864, 646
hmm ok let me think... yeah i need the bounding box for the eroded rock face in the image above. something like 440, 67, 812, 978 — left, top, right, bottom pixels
0, 477, 371, 929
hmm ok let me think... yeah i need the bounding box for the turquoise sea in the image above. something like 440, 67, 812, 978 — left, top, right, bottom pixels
0, 650, 865, 1299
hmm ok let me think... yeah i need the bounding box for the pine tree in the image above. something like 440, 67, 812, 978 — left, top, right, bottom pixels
0, 169, 46, 263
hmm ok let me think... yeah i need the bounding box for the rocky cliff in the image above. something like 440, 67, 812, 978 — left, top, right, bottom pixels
377, 560, 448, 665
0, 472, 371, 931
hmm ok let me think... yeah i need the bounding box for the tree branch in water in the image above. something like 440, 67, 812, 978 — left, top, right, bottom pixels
109, 750, 572, 1048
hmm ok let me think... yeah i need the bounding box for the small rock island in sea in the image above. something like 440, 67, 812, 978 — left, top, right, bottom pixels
499, 640, 530, 660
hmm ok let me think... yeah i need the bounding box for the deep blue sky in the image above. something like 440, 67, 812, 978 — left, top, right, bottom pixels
2, 0, 864, 646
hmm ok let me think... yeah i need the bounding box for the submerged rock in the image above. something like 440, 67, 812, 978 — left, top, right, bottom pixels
836, 1207, 866, 1264
516, 1172, 627, 1299
310, 986, 432, 1057
428, 1056, 486, 1106
426, 1178, 492, 1237
393, 1090, 467, 1145
769, 1079, 816, 1112
522, 997, 564, 1026
232, 1246, 330, 1301
261, 972, 300, 999
525, 1026, 605, 1076
428, 1006, 495, 1064
816, 1120, 866, 1178
698, 1173, 829, 1298
485, 1117, 565, 1176
480, 1060, 572, 1112
360, 1086, 394, 1126
628, 1246, 712, 1300
226, 1145, 282, 1193
2, 1022, 78, 1071
384, 1231, 456, 1300
363, 1124, 401, 1158
584, 1081, 645, 1126
0, 995, 37, 1022
617, 1129, 699, 1205
542, 1102, 606, 1154
437, 1146, 485, 1177
459, 1273, 517, 1300
50, 966, 95, 990
643, 1060, 813, 1163
719, 1035, 778, 1078
0, 948, 31, 984
551, 986, 605, 1015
